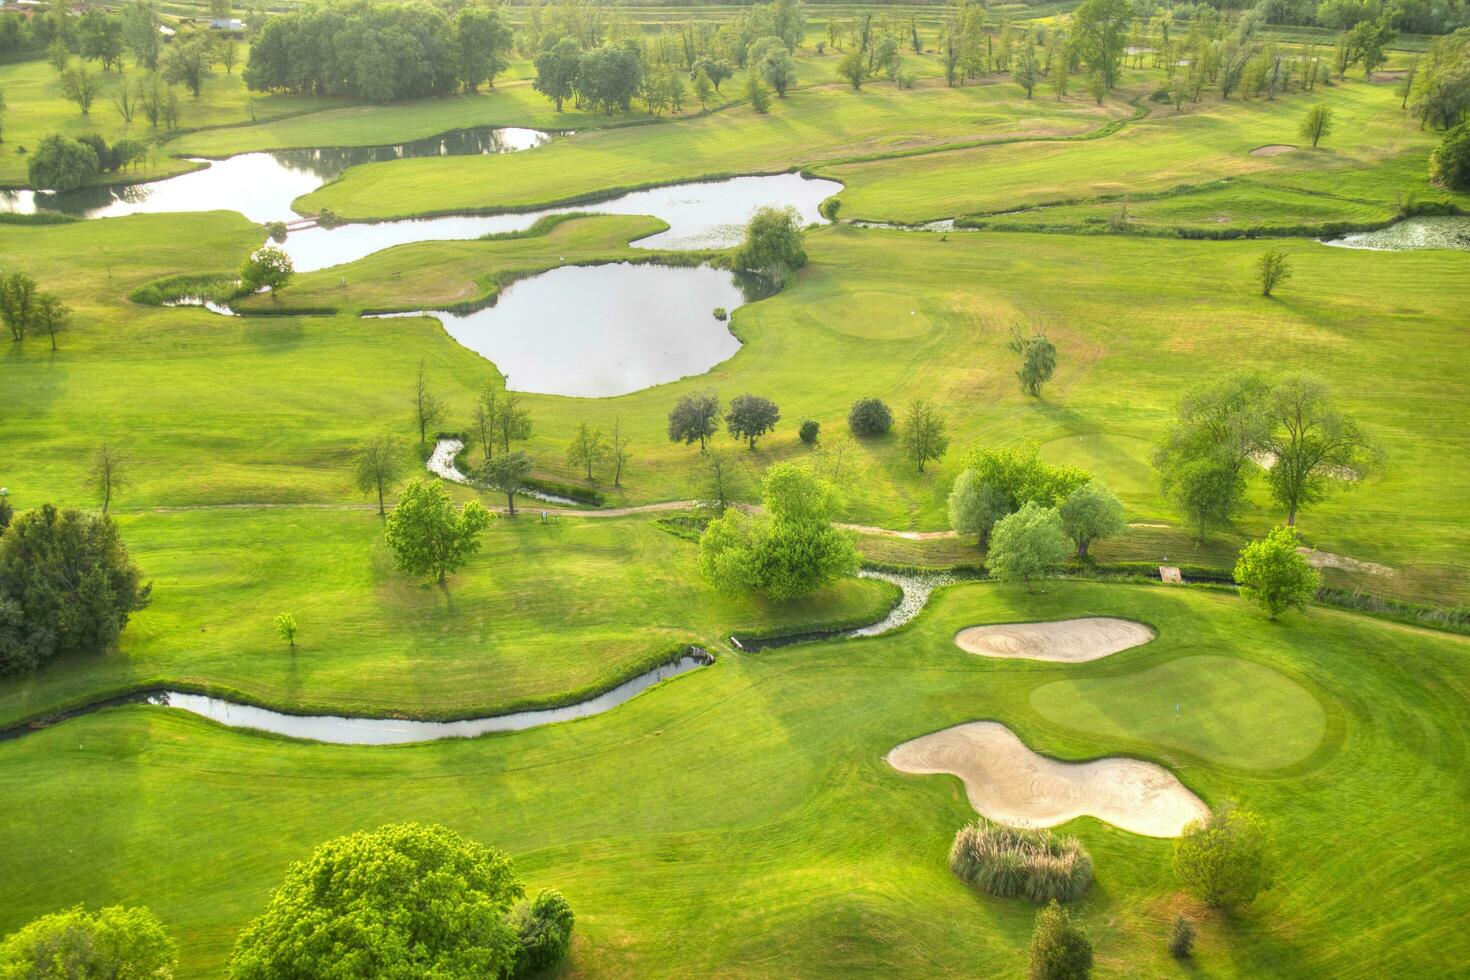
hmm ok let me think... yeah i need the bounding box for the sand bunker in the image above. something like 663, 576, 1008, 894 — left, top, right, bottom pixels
887, 721, 1208, 837
1250, 144, 1297, 157
955, 618, 1154, 663
1298, 547, 1395, 577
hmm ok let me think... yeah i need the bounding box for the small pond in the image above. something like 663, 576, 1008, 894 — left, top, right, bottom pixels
283, 172, 841, 271
377, 262, 776, 397
1322, 216, 1470, 251
0, 126, 550, 224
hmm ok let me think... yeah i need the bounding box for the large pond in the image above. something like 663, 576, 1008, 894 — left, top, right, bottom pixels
1322, 216, 1470, 251
377, 262, 776, 397
0, 126, 550, 224
283, 172, 840, 271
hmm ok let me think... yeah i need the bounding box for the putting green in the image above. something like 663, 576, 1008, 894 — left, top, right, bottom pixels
1029, 655, 1327, 770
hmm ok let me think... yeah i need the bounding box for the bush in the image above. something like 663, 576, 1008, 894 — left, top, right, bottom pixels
713, 306, 728, 320
510, 889, 575, 977
848, 397, 893, 436
1029, 900, 1093, 980
1429, 123, 1470, 190
27, 133, 99, 191
1234, 526, 1320, 619
950, 821, 1094, 903
1169, 915, 1195, 959
0, 505, 151, 675
799, 419, 820, 445
1173, 801, 1275, 910
0, 905, 177, 978
1150, 87, 1172, 101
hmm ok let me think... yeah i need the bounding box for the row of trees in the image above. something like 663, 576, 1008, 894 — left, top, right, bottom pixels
0, 271, 70, 350
27, 132, 149, 191
245, 0, 512, 102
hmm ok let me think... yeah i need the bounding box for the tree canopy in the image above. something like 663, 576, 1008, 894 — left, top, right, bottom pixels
0, 904, 176, 979
383, 478, 492, 583
730, 206, 807, 275
1234, 526, 1321, 618
230, 822, 571, 979
668, 391, 721, 450
1173, 802, 1276, 909
986, 502, 1072, 589
725, 393, 781, 449
0, 505, 151, 675
1057, 482, 1125, 558
699, 462, 857, 600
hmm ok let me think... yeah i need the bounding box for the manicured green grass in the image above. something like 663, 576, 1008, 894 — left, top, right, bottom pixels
0, 507, 891, 728
1029, 655, 1328, 770
1, 583, 1465, 977
5, 208, 1468, 602
0, 51, 340, 185
827, 79, 1468, 223
299, 78, 1128, 218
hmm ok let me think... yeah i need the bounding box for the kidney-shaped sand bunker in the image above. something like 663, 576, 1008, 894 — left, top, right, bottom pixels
887, 721, 1208, 837
955, 618, 1154, 663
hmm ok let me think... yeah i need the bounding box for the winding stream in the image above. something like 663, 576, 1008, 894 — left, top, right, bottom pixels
427, 437, 581, 506
1, 650, 713, 747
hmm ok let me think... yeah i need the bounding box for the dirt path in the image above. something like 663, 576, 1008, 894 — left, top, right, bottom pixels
887, 721, 1208, 838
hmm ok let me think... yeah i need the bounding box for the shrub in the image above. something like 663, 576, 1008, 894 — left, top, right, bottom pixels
1234, 526, 1320, 619
0, 905, 177, 978
986, 502, 1072, 590
949, 820, 1093, 903
1428, 122, 1470, 190
1169, 914, 1195, 959
1028, 900, 1093, 980
799, 419, 820, 445
848, 397, 893, 436
0, 505, 151, 675
713, 306, 728, 320
510, 889, 575, 977
1173, 800, 1275, 910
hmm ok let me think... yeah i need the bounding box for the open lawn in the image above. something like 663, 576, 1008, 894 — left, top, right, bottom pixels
1, 583, 1465, 976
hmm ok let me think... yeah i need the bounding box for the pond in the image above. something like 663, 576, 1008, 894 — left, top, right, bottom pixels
376, 262, 776, 397
0, 126, 551, 224
282, 172, 841, 271
1322, 216, 1470, 251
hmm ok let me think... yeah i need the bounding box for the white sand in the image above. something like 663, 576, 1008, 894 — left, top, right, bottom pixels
955, 618, 1154, 663
1250, 144, 1297, 157
887, 721, 1209, 838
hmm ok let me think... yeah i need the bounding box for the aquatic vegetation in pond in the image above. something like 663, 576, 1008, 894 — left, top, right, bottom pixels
1322, 216, 1470, 251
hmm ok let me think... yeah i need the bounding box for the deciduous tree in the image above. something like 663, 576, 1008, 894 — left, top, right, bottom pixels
383, 478, 491, 584
412, 359, 446, 448
240, 244, 293, 295
948, 468, 1009, 547
668, 391, 721, 450
1028, 900, 1093, 980
475, 450, 533, 515
1298, 103, 1334, 146
88, 442, 128, 514
0, 905, 176, 978
986, 502, 1071, 590
565, 422, 608, 480
900, 399, 949, 472
725, 393, 780, 449
1263, 374, 1380, 524
1057, 482, 1125, 558
353, 433, 406, 516
1173, 801, 1275, 909
1009, 330, 1057, 397
1234, 526, 1321, 618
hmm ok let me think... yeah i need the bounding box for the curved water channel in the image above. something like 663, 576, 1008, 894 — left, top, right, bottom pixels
2, 125, 839, 272
1, 570, 949, 745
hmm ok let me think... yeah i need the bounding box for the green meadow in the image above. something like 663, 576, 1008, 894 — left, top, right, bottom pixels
1, 9, 1468, 977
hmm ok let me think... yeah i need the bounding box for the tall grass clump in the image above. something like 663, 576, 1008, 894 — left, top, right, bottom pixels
949, 820, 1093, 903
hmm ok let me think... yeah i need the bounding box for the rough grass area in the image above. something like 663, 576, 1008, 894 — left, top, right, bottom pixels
949, 820, 1094, 903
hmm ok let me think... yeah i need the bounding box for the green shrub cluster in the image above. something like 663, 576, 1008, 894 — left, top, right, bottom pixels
949, 820, 1093, 903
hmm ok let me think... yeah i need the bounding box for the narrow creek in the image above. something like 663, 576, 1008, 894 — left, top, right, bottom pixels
1, 570, 952, 746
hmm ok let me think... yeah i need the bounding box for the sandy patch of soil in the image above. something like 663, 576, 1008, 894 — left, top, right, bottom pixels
1297, 547, 1395, 577
955, 618, 1155, 663
1249, 144, 1297, 157
888, 721, 1208, 837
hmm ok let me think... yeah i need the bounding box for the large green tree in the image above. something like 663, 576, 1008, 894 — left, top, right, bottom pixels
986, 502, 1072, 590
700, 462, 857, 600
1153, 373, 1272, 540
1263, 374, 1380, 525
456, 6, 513, 92
230, 823, 572, 979
475, 450, 533, 515
27, 134, 100, 191
948, 467, 1010, 548
1234, 526, 1321, 618
900, 399, 949, 473
383, 479, 492, 584
725, 393, 780, 450
533, 37, 581, 110
1057, 482, 1125, 559
0, 505, 151, 675
0, 905, 176, 978
353, 433, 406, 517
1070, 0, 1129, 90
668, 391, 721, 451
731, 206, 807, 276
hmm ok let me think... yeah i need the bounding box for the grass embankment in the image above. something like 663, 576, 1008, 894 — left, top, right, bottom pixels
0, 583, 1465, 976
827, 78, 1469, 226
297, 80, 1130, 219
3, 209, 1467, 602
